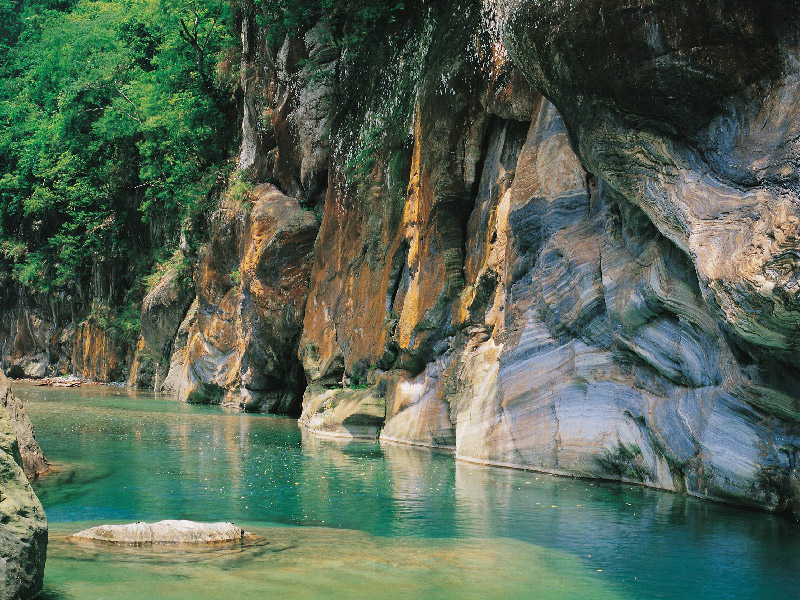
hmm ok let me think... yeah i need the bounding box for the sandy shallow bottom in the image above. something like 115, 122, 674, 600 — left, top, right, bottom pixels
44, 523, 625, 600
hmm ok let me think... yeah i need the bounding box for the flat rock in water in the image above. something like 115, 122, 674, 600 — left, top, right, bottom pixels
72, 520, 246, 544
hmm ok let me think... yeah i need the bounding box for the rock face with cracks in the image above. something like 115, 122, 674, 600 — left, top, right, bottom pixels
292, 1, 800, 517
0, 372, 47, 600
4, 0, 800, 521
156, 184, 318, 414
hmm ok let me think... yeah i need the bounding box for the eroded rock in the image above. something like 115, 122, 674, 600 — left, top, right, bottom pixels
0, 304, 129, 383
296, 3, 800, 517
0, 372, 47, 599
500, 0, 800, 364
1, 374, 48, 479
72, 520, 246, 544
139, 258, 195, 387
162, 185, 318, 414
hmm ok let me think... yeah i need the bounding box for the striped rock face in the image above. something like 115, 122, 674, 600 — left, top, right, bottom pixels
500, 0, 800, 361
157, 184, 319, 415
295, 2, 800, 517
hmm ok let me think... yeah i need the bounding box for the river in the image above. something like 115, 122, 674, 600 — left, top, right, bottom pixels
17, 383, 800, 599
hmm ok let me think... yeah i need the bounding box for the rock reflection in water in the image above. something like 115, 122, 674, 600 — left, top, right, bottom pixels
19, 384, 800, 600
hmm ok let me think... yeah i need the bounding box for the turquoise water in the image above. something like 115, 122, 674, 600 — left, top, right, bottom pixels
18, 383, 800, 599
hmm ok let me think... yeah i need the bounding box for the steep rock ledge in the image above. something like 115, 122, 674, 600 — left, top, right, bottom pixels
0, 304, 129, 383
501, 0, 800, 367
295, 1, 800, 516
143, 184, 319, 414
1, 0, 798, 520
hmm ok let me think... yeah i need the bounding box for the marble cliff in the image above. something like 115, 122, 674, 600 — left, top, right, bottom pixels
295, 0, 800, 517
3, 0, 800, 516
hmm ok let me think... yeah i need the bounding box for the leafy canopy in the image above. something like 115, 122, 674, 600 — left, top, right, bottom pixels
0, 0, 235, 305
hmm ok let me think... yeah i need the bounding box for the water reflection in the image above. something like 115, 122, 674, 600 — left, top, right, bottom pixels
18, 383, 800, 600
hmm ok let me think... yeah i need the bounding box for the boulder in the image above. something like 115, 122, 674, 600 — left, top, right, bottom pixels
72, 520, 247, 544
0, 372, 47, 599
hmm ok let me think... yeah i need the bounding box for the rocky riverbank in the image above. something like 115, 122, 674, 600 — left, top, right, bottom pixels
0, 372, 47, 599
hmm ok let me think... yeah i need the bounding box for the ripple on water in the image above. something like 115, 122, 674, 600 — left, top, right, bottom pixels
16, 382, 800, 600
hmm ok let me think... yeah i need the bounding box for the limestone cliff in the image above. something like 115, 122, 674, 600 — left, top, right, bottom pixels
0, 372, 48, 599
141, 184, 318, 413
0, 303, 129, 383
288, 1, 800, 516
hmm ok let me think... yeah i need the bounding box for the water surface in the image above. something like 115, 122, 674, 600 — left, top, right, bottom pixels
18, 383, 800, 599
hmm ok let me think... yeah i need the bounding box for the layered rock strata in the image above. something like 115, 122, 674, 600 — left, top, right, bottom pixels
294, 2, 800, 516
2, 0, 799, 519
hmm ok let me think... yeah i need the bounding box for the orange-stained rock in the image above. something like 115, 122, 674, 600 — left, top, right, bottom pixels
296, 6, 800, 518
162, 185, 318, 414
70, 322, 128, 382
0, 304, 129, 383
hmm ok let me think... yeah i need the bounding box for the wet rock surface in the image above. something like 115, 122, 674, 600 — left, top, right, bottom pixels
73, 520, 247, 544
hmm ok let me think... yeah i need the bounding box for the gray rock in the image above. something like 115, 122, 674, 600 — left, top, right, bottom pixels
140, 257, 195, 387
294, 3, 800, 518
0, 375, 48, 479
73, 520, 247, 544
0, 372, 47, 599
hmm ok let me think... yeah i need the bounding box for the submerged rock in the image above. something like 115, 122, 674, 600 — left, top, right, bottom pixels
0, 372, 47, 600
72, 520, 247, 544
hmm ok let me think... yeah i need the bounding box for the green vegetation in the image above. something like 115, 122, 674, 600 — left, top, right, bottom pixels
0, 0, 418, 336
596, 442, 654, 482
258, 0, 406, 48
256, 0, 420, 186
0, 0, 236, 312
348, 358, 374, 389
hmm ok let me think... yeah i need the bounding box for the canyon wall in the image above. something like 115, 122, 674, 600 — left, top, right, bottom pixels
293, 0, 800, 516
138, 184, 318, 413
2, 0, 799, 516
0, 304, 130, 382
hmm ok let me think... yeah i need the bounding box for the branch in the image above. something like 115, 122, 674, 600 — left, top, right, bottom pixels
113, 82, 143, 125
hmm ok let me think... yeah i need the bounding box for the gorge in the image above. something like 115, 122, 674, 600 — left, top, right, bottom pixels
0, 0, 799, 597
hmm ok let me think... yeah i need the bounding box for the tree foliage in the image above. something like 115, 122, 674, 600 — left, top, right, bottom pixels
0, 0, 417, 330
0, 0, 236, 306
